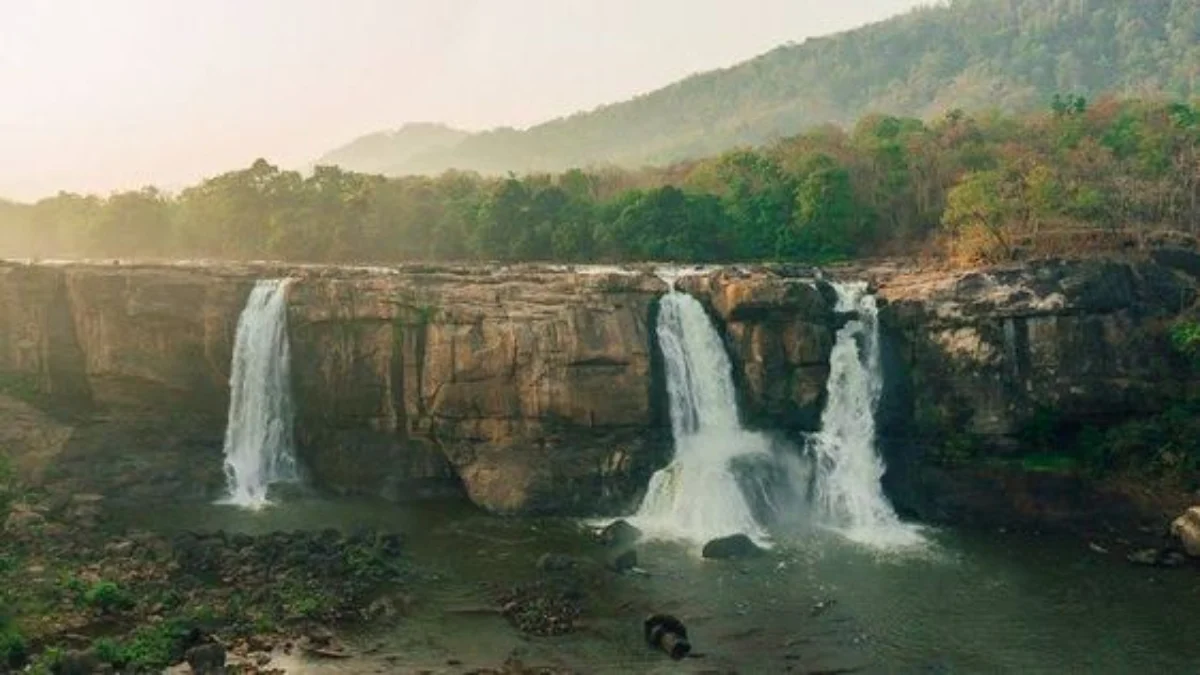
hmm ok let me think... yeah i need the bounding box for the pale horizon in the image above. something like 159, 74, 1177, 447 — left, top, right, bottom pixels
1, 0, 928, 202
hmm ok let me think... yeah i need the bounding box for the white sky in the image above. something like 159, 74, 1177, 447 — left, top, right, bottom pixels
0, 0, 927, 201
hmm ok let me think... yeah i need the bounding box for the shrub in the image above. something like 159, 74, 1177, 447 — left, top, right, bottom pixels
120, 621, 191, 671
1171, 320, 1200, 366
82, 581, 134, 613
91, 637, 124, 665
0, 622, 28, 670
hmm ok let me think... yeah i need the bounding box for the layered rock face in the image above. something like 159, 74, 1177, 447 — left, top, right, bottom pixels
288, 267, 668, 513
677, 269, 837, 431
0, 262, 668, 515
872, 258, 1199, 527
672, 258, 1200, 530
2, 256, 1195, 528
876, 259, 1194, 447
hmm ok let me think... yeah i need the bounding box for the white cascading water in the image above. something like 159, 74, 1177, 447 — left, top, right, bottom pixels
631, 288, 773, 547
809, 281, 924, 548
220, 279, 300, 509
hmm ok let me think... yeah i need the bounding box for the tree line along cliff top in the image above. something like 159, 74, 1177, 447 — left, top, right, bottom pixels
4, 95, 1200, 267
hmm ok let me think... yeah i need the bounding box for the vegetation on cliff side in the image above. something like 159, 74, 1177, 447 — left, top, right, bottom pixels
6, 97, 1200, 265
318, 0, 1200, 177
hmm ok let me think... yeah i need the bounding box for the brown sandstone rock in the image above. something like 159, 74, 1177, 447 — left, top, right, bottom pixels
678, 268, 837, 431
1172, 506, 1200, 557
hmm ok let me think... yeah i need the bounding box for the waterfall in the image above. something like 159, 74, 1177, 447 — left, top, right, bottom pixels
631, 289, 773, 546
220, 279, 299, 509
809, 281, 923, 548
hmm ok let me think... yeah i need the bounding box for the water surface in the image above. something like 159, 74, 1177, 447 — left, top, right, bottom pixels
115, 498, 1200, 674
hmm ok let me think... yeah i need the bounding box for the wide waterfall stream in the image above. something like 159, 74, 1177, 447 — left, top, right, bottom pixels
633, 277, 921, 551
106, 274, 1200, 673
630, 288, 774, 546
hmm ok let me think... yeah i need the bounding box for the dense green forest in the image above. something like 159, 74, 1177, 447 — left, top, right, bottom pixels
3, 97, 1200, 265
320, 0, 1200, 177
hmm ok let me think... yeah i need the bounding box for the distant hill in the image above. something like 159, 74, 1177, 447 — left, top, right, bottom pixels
318, 123, 470, 175
319, 0, 1200, 176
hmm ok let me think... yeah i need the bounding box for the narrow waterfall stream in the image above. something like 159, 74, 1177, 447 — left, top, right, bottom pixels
631, 288, 774, 546
810, 281, 924, 548
220, 279, 300, 508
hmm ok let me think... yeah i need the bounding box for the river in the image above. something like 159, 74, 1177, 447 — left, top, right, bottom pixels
115, 496, 1200, 674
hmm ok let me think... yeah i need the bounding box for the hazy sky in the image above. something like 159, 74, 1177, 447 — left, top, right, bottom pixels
0, 0, 927, 201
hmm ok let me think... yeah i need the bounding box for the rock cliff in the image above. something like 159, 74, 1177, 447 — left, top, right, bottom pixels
672, 257, 1200, 531
0, 262, 668, 515
871, 257, 1199, 528
1, 256, 1196, 530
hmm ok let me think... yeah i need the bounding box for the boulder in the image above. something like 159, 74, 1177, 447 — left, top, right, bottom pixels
596, 519, 642, 548
607, 549, 638, 573
701, 534, 765, 560
55, 649, 100, 675
184, 643, 226, 675
1126, 548, 1162, 567
1171, 506, 1200, 557
644, 614, 691, 660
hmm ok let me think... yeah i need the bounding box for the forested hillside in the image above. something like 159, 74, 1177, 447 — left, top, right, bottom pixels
320, 0, 1200, 176
3, 97, 1200, 265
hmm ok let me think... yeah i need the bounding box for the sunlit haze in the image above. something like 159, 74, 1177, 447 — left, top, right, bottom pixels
0, 0, 927, 200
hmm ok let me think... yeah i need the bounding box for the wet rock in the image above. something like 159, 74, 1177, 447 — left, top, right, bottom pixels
303, 625, 335, 648
185, 643, 227, 674
1171, 506, 1200, 557
701, 534, 764, 560
811, 599, 837, 617
596, 520, 641, 548
536, 553, 576, 572
1127, 548, 1164, 567
607, 548, 638, 573
644, 614, 691, 660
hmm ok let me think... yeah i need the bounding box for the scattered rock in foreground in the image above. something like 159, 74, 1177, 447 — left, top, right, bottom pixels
644, 614, 692, 660
499, 579, 584, 637
1127, 547, 1188, 568
185, 642, 227, 674
701, 534, 765, 560
1171, 506, 1200, 557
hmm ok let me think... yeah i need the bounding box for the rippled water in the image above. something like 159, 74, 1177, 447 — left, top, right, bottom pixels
113, 497, 1200, 674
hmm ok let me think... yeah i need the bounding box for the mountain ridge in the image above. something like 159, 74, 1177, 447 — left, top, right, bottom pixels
321, 0, 1200, 176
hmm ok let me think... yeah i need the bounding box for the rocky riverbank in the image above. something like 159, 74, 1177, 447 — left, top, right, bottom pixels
0, 486, 411, 673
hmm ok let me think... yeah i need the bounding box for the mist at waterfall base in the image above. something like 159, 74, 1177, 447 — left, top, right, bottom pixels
219, 279, 300, 509
631, 280, 924, 551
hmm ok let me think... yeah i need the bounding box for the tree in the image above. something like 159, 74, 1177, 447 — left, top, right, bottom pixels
942, 170, 1019, 262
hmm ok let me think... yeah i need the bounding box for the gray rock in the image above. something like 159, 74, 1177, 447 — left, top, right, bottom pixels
54, 650, 100, 675
185, 643, 226, 674
702, 534, 764, 560
597, 519, 642, 548
607, 548, 638, 573
1127, 548, 1161, 567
